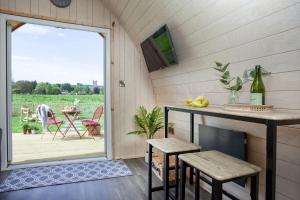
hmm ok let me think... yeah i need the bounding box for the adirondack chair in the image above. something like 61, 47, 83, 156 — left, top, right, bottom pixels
20, 107, 38, 122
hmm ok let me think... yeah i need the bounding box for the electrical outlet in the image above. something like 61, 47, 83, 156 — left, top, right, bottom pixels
119, 80, 125, 87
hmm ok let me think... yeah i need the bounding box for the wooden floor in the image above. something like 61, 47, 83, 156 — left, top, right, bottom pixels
0, 158, 211, 200
12, 132, 105, 164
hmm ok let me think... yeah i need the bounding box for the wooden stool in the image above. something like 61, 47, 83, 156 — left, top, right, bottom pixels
147, 138, 201, 200
179, 151, 261, 200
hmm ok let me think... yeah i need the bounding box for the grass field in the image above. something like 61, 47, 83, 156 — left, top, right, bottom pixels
12, 94, 104, 133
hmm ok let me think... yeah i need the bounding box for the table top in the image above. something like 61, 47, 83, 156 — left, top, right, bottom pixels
147, 138, 201, 154
179, 151, 261, 181
61, 109, 81, 114
166, 105, 300, 123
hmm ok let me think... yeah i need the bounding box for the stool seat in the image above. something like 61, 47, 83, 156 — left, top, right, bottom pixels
179, 150, 261, 181
147, 137, 201, 154
147, 137, 201, 200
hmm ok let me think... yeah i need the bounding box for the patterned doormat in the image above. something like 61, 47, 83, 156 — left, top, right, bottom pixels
0, 160, 132, 193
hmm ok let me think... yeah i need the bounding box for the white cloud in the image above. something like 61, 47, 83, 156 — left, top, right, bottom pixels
18, 24, 51, 35
24, 68, 33, 72
12, 55, 33, 61
57, 33, 65, 37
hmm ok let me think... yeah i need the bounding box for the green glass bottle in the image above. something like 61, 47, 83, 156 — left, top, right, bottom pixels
250, 65, 265, 105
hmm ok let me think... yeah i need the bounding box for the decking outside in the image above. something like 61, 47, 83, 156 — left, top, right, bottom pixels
12, 131, 105, 164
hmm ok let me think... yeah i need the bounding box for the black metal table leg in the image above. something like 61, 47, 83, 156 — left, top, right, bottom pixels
189, 113, 194, 184
180, 160, 187, 200
190, 113, 194, 144
266, 120, 277, 200
195, 169, 200, 200
212, 179, 222, 200
164, 107, 169, 138
164, 153, 170, 200
148, 144, 153, 200
175, 155, 179, 199
250, 174, 259, 200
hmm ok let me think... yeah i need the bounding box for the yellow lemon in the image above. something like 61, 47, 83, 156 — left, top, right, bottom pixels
185, 99, 193, 106
202, 99, 209, 107
191, 101, 205, 108
195, 96, 205, 103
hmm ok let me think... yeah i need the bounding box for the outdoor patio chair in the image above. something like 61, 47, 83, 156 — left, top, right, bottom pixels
46, 110, 65, 141
81, 105, 104, 139
20, 107, 38, 122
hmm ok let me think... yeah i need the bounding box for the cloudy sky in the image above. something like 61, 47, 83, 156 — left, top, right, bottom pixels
12, 23, 104, 85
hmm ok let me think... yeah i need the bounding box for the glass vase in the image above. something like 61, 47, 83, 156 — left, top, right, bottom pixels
228, 90, 239, 104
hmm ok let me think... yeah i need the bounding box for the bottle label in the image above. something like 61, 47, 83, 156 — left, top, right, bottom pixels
250, 93, 263, 105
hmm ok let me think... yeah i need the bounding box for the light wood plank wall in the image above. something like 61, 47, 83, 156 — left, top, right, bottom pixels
104, 0, 300, 199
0, 0, 156, 159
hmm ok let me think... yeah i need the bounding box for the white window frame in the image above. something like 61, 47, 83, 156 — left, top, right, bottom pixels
0, 14, 112, 170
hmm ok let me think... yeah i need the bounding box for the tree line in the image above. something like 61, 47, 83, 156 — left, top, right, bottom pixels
12, 80, 103, 95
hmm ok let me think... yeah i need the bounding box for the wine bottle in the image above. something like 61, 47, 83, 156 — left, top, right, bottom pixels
250, 65, 265, 105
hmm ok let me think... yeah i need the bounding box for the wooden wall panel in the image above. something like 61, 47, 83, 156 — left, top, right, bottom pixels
104, 0, 300, 199
15, 0, 30, 14
38, 0, 51, 17
0, 0, 156, 160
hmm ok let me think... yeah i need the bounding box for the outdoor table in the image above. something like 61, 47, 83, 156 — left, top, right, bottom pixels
164, 105, 300, 200
61, 109, 82, 138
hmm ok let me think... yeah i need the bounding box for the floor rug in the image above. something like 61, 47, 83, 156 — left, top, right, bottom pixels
0, 160, 132, 193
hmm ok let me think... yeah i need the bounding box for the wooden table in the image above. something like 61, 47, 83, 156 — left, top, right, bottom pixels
61, 109, 81, 138
164, 105, 300, 200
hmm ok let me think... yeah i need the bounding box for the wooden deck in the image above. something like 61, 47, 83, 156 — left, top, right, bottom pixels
12, 132, 105, 164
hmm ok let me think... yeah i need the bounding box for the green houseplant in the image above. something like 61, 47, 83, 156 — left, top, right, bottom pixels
31, 125, 40, 134
128, 106, 164, 162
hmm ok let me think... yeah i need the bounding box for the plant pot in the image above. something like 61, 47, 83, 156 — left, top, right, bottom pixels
23, 129, 27, 134
27, 129, 32, 134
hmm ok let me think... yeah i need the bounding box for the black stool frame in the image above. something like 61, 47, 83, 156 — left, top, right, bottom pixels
179, 160, 259, 200
148, 143, 200, 200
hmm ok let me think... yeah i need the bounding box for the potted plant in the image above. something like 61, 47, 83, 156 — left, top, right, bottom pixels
127, 106, 164, 163
31, 125, 40, 134
27, 125, 32, 134
21, 123, 30, 134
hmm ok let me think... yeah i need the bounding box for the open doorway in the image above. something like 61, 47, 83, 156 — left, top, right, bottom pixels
0, 14, 112, 168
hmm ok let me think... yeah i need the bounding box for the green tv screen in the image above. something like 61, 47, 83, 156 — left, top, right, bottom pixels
141, 25, 177, 72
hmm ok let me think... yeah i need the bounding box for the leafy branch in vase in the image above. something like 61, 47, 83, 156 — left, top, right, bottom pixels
213, 62, 244, 91
213, 62, 271, 91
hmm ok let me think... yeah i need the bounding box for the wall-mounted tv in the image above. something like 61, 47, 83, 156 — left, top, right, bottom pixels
141, 25, 177, 72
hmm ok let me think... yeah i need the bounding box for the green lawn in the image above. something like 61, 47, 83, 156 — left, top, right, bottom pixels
12, 94, 104, 133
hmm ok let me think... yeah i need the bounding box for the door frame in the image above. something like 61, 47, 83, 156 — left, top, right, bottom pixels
0, 14, 112, 170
